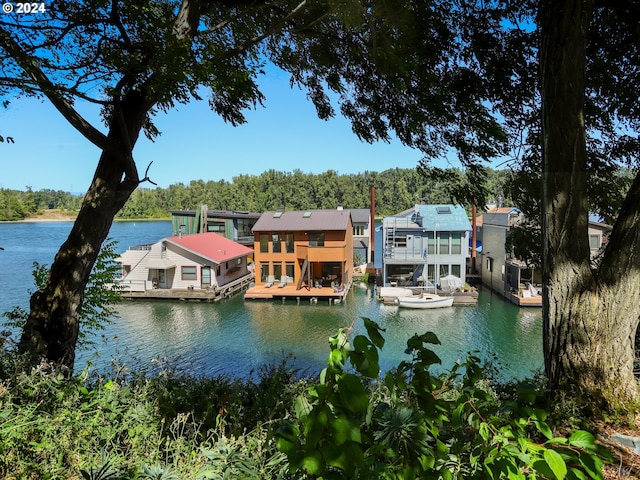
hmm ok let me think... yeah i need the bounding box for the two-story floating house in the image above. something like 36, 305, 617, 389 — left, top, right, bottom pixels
382, 204, 472, 287
117, 232, 253, 299
481, 207, 612, 306
170, 206, 261, 248
244, 209, 354, 300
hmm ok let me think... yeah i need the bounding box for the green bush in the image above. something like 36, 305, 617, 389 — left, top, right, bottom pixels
0, 319, 613, 479
276, 318, 612, 479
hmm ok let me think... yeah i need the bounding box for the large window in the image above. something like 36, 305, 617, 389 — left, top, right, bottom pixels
273, 263, 282, 280
260, 263, 269, 281
427, 232, 436, 255
451, 233, 462, 254
451, 264, 461, 277
427, 264, 436, 282
260, 234, 269, 253
309, 232, 325, 246
286, 262, 295, 281
439, 233, 450, 255
439, 264, 450, 277
589, 234, 601, 250
272, 233, 282, 253
285, 233, 295, 253
181, 266, 197, 280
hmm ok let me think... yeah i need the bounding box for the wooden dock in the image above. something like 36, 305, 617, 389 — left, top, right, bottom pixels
120, 275, 253, 302
244, 281, 351, 303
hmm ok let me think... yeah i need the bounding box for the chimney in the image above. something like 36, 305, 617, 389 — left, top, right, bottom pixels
370, 187, 375, 264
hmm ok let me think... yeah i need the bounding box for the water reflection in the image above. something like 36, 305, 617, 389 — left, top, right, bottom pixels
80, 288, 543, 382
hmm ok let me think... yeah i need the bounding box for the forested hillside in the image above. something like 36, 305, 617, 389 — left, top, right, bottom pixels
0, 188, 83, 221
1, 167, 510, 221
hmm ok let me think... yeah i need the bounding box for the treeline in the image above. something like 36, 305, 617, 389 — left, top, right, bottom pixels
0, 188, 83, 221
0, 168, 510, 221
116, 167, 511, 218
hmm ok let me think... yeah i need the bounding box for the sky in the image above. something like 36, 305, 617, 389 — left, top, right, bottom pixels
0, 66, 448, 193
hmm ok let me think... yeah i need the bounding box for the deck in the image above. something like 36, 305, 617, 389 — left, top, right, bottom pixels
244, 281, 351, 303
508, 292, 542, 307
119, 275, 253, 302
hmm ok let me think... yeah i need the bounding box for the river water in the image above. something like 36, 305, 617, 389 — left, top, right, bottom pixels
0, 220, 543, 380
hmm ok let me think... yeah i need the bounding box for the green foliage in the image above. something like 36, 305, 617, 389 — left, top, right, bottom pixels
115, 167, 514, 219
277, 319, 612, 479
0, 188, 82, 220
0, 353, 297, 479
3, 240, 123, 351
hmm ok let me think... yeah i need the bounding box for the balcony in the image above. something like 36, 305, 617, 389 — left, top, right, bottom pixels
297, 244, 346, 262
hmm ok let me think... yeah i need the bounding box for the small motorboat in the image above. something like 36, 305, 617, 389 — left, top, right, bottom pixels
397, 293, 454, 309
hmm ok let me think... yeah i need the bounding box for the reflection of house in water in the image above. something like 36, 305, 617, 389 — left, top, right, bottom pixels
381, 204, 471, 287
170, 206, 260, 248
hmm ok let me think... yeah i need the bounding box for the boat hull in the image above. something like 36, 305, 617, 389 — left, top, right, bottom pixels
397, 295, 454, 309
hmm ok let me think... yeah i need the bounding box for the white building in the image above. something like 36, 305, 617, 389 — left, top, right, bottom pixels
117, 232, 253, 293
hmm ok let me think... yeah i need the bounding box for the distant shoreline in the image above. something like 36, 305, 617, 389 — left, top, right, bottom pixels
3, 211, 171, 223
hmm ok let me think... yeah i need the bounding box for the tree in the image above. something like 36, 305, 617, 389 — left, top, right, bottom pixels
1, 1, 503, 371
540, 0, 640, 409
422, 0, 640, 409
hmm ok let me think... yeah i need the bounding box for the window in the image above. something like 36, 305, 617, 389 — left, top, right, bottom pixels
394, 235, 407, 247
272, 233, 282, 253
286, 262, 295, 281
451, 264, 461, 277
260, 234, 269, 253
353, 225, 364, 236
427, 232, 436, 255
309, 232, 324, 246
286, 233, 295, 253
260, 263, 269, 281
273, 263, 282, 280
439, 233, 450, 255
439, 264, 449, 277
201, 267, 211, 285
237, 257, 242, 265
451, 233, 462, 255
123, 265, 131, 276
589, 234, 601, 250
427, 264, 436, 282
486, 257, 493, 272
181, 266, 197, 280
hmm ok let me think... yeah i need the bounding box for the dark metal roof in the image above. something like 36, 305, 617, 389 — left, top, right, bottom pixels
252, 210, 352, 232
169, 209, 261, 219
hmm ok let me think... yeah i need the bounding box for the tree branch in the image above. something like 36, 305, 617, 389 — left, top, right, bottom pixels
0, 26, 109, 151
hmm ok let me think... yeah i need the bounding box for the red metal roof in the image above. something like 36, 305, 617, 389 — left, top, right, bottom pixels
164, 232, 252, 264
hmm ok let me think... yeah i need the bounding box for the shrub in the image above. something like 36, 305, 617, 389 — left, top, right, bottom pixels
276, 318, 613, 479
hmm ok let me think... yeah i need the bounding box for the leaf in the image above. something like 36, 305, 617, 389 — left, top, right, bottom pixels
302, 451, 324, 475
337, 374, 369, 413
362, 317, 385, 349
568, 431, 596, 450
543, 449, 567, 480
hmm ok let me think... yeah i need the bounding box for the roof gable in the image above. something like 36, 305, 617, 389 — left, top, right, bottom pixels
252, 210, 352, 232
164, 232, 252, 263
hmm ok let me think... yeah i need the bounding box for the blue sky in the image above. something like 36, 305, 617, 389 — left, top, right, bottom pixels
0, 67, 443, 193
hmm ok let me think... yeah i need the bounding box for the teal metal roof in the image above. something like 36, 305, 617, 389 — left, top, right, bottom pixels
399, 204, 471, 231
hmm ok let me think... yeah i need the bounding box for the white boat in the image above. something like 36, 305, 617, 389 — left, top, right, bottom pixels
397, 293, 454, 309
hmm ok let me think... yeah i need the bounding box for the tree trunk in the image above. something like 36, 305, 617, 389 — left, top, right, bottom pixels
541, 0, 640, 409
18, 142, 139, 371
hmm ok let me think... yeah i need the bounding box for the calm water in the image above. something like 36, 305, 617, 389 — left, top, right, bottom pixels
0, 221, 543, 380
